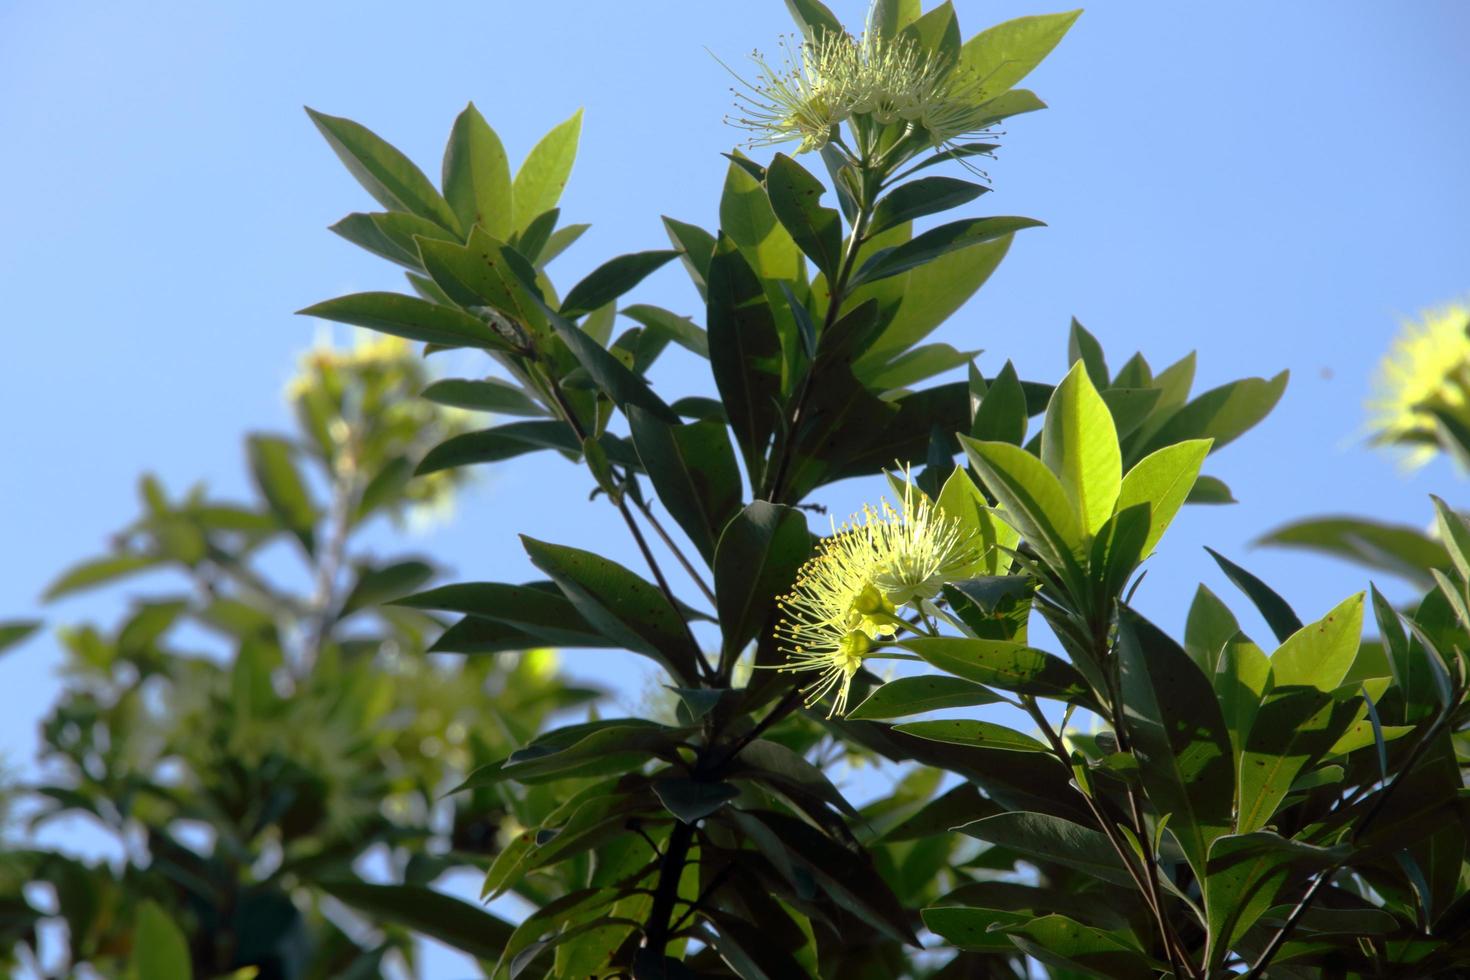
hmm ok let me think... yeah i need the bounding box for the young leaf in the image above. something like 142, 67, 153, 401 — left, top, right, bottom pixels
512, 108, 582, 233
960, 436, 1083, 579
1114, 438, 1211, 559
1269, 593, 1365, 693
1041, 361, 1122, 537
306, 107, 461, 233
955, 10, 1083, 102
442, 102, 512, 239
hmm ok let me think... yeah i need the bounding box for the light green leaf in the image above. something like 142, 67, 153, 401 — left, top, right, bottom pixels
1214, 633, 1269, 760
1002, 914, 1154, 980
1236, 687, 1359, 833
1270, 593, 1365, 692
720, 156, 802, 282
956, 10, 1083, 102
512, 109, 582, 233
960, 436, 1082, 579
129, 901, 192, 980
44, 555, 164, 601
307, 107, 461, 233
1041, 361, 1121, 537
1114, 438, 1211, 559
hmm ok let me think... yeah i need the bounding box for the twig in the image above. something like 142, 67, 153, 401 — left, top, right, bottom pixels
628, 490, 717, 606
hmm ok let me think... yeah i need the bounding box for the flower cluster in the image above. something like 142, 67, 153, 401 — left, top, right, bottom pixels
1369, 302, 1470, 466
773, 475, 980, 716
726, 28, 999, 155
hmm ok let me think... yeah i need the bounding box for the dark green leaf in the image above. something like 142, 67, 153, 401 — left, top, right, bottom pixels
852, 216, 1043, 285
1202, 832, 1343, 968
398, 581, 606, 648
1142, 371, 1289, 455
560, 250, 681, 318
629, 407, 743, 564
1001, 914, 1154, 980
540, 298, 681, 424
652, 779, 740, 823
765, 153, 843, 280
1067, 318, 1109, 389
971, 360, 1028, 444
0, 619, 41, 656
714, 502, 811, 659
318, 881, 513, 960
298, 291, 512, 351
847, 675, 1002, 720
895, 719, 1047, 753
957, 811, 1133, 887
901, 637, 1091, 703
306, 107, 460, 232
662, 216, 718, 299
872, 177, 988, 236
1117, 608, 1235, 877
1258, 517, 1447, 587
707, 236, 783, 479
414, 421, 638, 475
44, 555, 163, 601
523, 536, 703, 685
622, 304, 709, 358
339, 560, 434, 616
1207, 547, 1303, 644
421, 377, 544, 416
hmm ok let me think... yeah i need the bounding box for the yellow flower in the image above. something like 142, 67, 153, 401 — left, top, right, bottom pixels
1369, 302, 1470, 466
771, 472, 979, 716
724, 31, 861, 153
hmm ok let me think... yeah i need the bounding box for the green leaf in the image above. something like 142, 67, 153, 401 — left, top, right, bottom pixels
707, 235, 783, 478
971, 359, 1029, 445
560, 250, 681, 318
622, 304, 709, 358
628, 407, 743, 564
847, 675, 1002, 720
1202, 832, 1344, 968
306, 107, 460, 233
442, 102, 512, 239
662, 216, 718, 299
960, 436, 1083, 579
922, 906, 1027, 953
765, 153, 843, 281
1269, 593, 1365, 692
0, 619, 41, 657
784, 0, 843, 37
247, 435, 316, 553
860, 342, 976, 390
1258, 517, 1447, 587
523, 536, 702, 685
652, 778, 740, 823
853, 216, 1043, 285
539, 221, 589, 267
720, 156, 802, 282
936, 467, 1019, 578
1101, 387, 1162, 440
540, 302, 681, 423
44, 555, 163, 601
1430, 494, 1470, 582
1142, 371, 1289, 455
1114, 438, 1211, 559
1041, 361, 1122, 537
957, 811, 1133, 887
416, 227, 547, 333
1186, 474, 1235, 504
1236, 687, 1359, 833
298, 291, 512, 351
901, 636, 1091, 702
414, 421, 637, 476
1184, 584, 1242, 674
397, 581, 606, 648
859, 236, 1012, 366
1067, 318, 1109, 389
339, 560, 435, 616
129, 901, 191, 980
1117, 609, 1235, 877
956, 10, 1083, 103
318, 881, 513, 960
1207, 547, 1304, 644
421, 378, 543, 417
512, 109, 582, 233
895, 719, 1048, 753
1001, 914, 1154, 980
329, 211, 419, 268
871, 177, 988, 236
714, 502, 811, 659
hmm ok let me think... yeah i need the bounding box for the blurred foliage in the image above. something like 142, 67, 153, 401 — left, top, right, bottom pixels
2, 337, 597, 978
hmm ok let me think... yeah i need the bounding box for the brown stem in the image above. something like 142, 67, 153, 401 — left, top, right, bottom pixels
641, 819, 696, 957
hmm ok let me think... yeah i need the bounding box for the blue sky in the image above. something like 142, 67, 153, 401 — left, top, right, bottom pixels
2, 1, 1468, 975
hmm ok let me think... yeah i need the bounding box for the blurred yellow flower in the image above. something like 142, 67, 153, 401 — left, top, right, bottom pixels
1369, 301, 1470, 466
